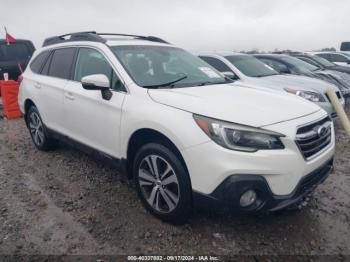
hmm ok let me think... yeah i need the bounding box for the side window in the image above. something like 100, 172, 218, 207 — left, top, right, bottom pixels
74, 48, 124, 91
259, 58, 289, 73
199, 56, 232, 72
330, 54, 348, 63
30, 51, 50, 74
48, 48, 76, 79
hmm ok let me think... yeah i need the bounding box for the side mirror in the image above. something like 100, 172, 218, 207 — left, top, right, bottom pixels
81, 74, 113, 100
222, 71, 238, 80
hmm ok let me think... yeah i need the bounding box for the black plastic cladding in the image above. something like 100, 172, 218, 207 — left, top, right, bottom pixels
42, 32, 169, 47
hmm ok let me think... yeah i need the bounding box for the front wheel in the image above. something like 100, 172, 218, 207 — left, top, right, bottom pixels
133, 143, 192, 224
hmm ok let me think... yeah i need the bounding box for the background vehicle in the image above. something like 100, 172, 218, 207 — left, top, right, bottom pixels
285, 52, 350, 96
340, 42, 350, 54
0, 39, 35, 80
198, 52, 345, 118
294, 52, 350, 75
254, 54, 350, 97
313, 52, 350, 67
19, 32, 335, 223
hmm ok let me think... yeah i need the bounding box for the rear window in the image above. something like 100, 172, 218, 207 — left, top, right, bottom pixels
0, 43, 32, 61
30, 51, 50, 74
341, 42, 350, 51
48, 48, 76, 79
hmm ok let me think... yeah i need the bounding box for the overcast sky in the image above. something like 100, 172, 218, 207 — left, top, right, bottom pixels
2, 0, 349, 52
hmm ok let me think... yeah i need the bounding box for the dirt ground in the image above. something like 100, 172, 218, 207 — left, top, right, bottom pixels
0, 106, 349, 257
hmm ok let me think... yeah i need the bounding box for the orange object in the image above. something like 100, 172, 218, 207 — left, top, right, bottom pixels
1, 80, 22, 119
4, 109, 22, 119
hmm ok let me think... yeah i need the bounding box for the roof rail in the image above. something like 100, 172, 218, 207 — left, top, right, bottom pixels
42, 31, 169, 47
42, 31, 106, 47
97, 33, 170, 44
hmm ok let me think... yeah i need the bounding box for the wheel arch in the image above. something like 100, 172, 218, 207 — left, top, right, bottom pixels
126, 128, 190, 181
23, 99, 36, 126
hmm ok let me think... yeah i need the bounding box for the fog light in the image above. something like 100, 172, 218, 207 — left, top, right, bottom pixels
240, 190, 257, 207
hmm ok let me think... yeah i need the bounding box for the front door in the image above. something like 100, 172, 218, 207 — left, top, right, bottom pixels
63, 47, 126, 157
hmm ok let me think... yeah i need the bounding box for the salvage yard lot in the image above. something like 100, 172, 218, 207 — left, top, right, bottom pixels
0, 107, 349, 255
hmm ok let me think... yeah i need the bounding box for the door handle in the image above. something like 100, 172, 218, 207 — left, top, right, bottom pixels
65, 92, 75, 101
34, 82, 42, 89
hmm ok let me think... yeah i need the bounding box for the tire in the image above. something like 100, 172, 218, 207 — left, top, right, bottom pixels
133, 143, 192, 224
27, 106, 57, 151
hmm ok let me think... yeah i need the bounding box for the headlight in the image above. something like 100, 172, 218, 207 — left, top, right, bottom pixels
193, 115, 285, 152
284, 88, 326, 102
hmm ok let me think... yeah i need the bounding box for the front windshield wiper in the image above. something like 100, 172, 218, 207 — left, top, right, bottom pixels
143, 75, 188, 89
196, 76, 235, 86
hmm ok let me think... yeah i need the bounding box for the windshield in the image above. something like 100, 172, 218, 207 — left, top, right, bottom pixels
224, 55, 278, 77
0, 43, 32, 61
111, 45, 227, 88
280, 56, 319, 72
311, 55, 335, 67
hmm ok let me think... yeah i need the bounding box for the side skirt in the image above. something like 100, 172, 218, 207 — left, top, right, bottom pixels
47, 127, 128, 176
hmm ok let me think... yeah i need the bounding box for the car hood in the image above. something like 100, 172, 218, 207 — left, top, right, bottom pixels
148, 83, 320, 127
248, 74, 340, 93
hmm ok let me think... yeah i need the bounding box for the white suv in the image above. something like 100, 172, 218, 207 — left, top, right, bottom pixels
19, 32, 335, 223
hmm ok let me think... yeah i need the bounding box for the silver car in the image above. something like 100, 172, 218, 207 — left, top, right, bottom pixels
198, 51, 345, 118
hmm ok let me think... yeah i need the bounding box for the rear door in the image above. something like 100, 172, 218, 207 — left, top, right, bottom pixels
35, 47, 76, 133
63, 47, 126, 157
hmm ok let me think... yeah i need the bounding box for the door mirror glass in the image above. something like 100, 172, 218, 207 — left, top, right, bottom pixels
81, 74, 110, 90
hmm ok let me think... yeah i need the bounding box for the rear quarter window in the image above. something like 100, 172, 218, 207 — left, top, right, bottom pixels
30, 51, 50, 74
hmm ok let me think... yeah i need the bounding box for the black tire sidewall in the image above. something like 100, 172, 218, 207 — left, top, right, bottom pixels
133, 143, 192, 224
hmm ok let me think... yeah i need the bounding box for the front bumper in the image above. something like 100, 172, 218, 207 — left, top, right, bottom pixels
181, 110, 334, 197
193, 158, 333, 213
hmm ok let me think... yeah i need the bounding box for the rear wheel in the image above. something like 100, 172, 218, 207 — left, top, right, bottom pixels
133, 143, 192, 224
27, 106, 57, 151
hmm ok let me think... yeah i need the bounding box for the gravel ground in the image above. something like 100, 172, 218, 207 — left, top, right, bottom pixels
0, 106, 349, 257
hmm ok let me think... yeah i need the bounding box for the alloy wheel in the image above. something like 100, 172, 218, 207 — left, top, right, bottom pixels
29, 111, 45, 146
138, 154, 180, 213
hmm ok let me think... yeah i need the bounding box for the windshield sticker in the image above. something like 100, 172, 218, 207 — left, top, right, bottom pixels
199, 67, 221, 78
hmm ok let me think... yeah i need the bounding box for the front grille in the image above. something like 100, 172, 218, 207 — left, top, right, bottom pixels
295, 117, 332, 160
